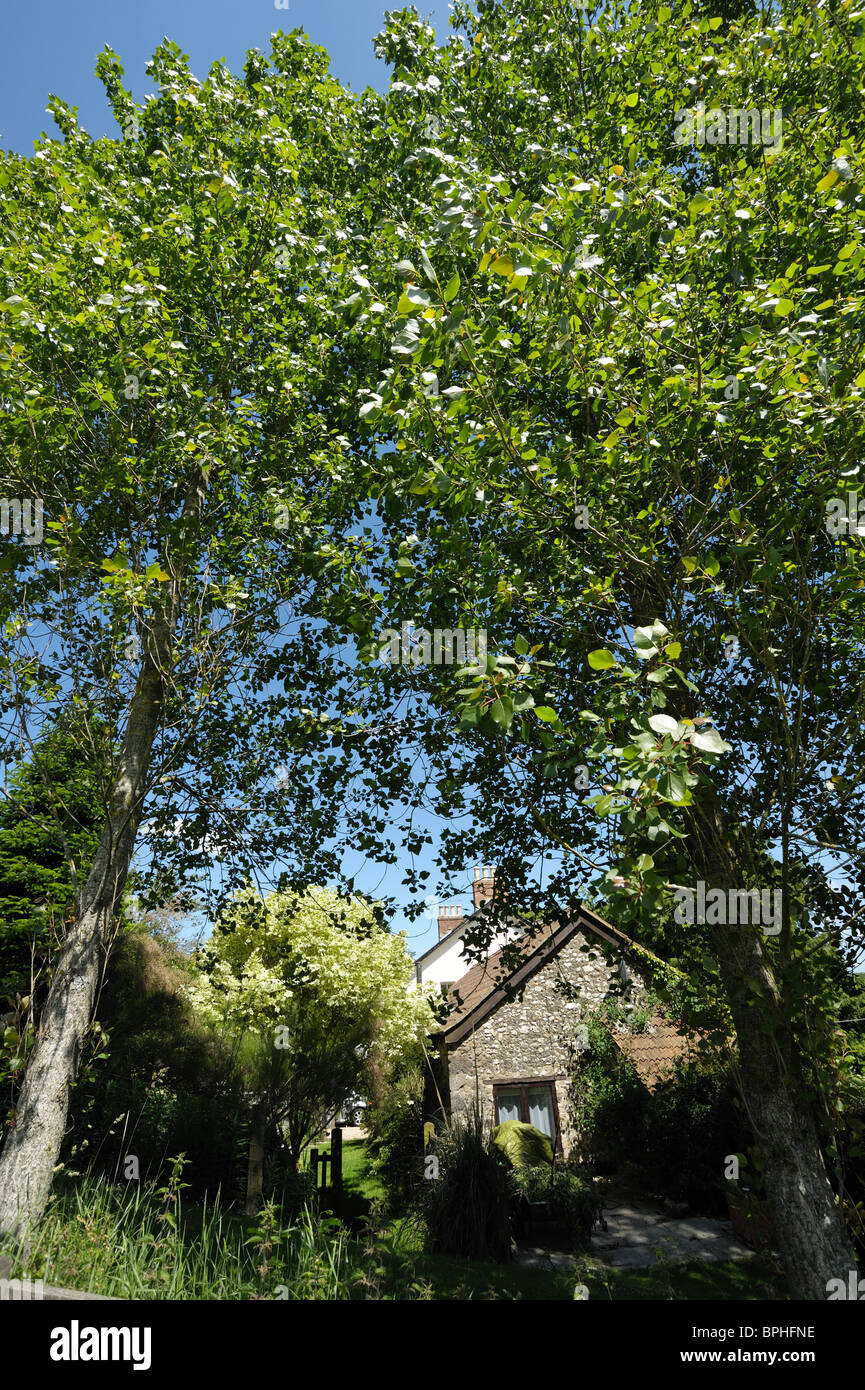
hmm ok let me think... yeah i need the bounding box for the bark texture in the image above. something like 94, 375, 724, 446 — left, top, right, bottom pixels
0, 633, 166, 1245
712, 921, 858, 1299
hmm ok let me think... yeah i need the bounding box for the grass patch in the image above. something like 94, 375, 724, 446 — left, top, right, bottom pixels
340, 1137, 385, 1204
6, 1172, 360, 1300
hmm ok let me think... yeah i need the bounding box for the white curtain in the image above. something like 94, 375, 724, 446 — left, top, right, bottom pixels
496, 1089, 522, 1125
528, 1086, 554, 1138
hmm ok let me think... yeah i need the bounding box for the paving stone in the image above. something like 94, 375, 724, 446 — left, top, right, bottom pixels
587, 1194, 753, 1268
515, 1192, 754, 1272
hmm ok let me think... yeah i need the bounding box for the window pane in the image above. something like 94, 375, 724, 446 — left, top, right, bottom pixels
496, 1088, 522, 1125
528, 1085, 555, 1138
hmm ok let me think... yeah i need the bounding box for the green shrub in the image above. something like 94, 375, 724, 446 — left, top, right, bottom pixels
422, 1109, 515, 1262
491, 1119, 554, 1169
570, 1003, 750, 1212
570, 1005, 650, 1174
513, 1164, 601, 1253
364, 1064, 425, 1214
61, 931, 249, 1201
642, 1057, 750, 1213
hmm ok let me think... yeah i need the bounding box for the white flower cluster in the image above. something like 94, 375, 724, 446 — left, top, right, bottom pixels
181, 885, 436, 1064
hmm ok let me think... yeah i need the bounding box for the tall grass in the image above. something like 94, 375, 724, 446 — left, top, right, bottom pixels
7, 1166, 358, 1299
422, 1109, 516, 1263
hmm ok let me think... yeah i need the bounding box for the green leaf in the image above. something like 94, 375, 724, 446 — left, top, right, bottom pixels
534, 706, 559, 722
443, 272, 461, 302
587, 648, 617, 670
491, 696, 514, 727
648, 714, 680, 737
659, 771, 689, 803
690, 726, 731, 754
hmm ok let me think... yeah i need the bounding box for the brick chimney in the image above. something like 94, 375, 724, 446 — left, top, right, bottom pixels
472, 865, 496, 910
438, 904, 464, 939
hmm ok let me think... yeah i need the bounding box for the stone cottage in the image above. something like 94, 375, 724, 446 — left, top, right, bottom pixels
429, 893, 690, 1159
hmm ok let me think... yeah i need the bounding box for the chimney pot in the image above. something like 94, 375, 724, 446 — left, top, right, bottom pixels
472, 866, 497, 910
437, 903, 464, 939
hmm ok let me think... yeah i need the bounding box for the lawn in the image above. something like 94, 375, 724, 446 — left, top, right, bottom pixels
340, 1138, 386, 1204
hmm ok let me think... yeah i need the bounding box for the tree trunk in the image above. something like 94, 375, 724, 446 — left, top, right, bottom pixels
622, 597, 858, 1296
0, 640, 166, 1246
0, 467, 205, 1248
245, 1100, 268, 1217
711, 919, 858, 1299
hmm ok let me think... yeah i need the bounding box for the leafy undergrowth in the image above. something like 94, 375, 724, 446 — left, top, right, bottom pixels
3, 1149, 788, 1300
8, 1171, 357, 1300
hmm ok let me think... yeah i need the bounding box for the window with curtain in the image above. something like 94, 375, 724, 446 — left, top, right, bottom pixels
494, 1081, 557, 1143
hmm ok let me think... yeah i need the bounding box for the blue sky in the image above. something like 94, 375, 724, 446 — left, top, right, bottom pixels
0, 0, 452, 154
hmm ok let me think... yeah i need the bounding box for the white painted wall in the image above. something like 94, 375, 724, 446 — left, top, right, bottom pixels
416, 922, 521, 988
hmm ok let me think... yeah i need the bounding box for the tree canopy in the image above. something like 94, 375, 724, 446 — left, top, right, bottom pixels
1, 0, 864, 1298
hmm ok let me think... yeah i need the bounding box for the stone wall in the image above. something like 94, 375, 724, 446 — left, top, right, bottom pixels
446, 932, 646, 1158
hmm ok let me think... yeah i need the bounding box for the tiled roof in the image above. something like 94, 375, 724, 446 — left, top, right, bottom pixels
438, 908, 702, 1075
444, 921, 561, 1022
611, 1015, 696, 1090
